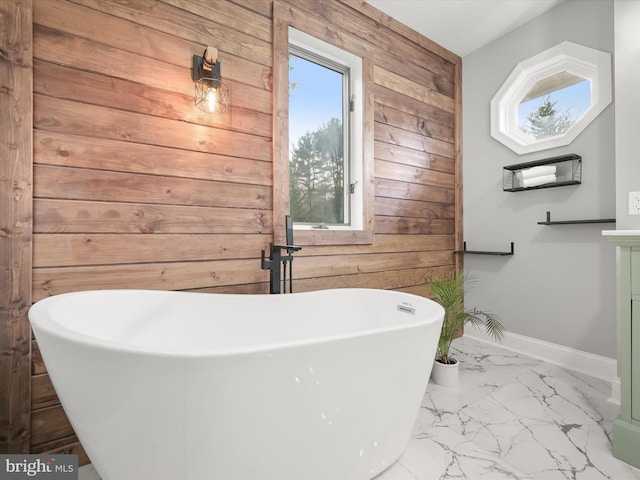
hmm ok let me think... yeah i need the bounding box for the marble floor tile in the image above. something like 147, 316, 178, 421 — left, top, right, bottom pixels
376, 337, 640, 480
79, 337, 640, 480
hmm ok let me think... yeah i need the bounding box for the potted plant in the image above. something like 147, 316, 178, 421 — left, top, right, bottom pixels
429, 270, 505, 386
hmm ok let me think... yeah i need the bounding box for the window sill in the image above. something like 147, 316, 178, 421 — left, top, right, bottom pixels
294, 228, 374, 246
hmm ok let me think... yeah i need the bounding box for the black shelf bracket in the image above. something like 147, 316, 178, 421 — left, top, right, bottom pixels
537, 211, 616, 225
455, 241, 514, 256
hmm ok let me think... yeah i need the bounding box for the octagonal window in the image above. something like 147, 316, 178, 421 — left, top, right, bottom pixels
491, 41, 612, 155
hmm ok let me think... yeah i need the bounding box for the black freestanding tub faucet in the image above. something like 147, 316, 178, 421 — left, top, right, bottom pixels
261, 215, 301, 293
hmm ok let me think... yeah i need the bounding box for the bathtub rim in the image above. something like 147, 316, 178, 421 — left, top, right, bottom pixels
29, 288, 445, 358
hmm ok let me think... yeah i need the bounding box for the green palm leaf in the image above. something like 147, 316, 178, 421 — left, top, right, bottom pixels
429, 270, 505, 363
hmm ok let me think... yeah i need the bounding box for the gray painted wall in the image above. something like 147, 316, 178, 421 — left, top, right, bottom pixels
461, 0, 616, 358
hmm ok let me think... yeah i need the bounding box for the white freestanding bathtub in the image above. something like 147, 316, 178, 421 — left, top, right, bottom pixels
29, 288, 444, 480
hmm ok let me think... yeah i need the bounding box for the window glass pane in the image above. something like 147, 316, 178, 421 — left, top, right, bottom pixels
288, 53, 347, 225
517, 74, 591, 140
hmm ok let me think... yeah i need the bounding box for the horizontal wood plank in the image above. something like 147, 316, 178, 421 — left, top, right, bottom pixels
34, 131, 271, 186
36, 0, 272, 67
34, 95, 271, 161
33, 24, 191, 97
191, 283, 268, 295
161, 0, 272, 43
375, 140, 454, 175
32, 259, 268, 301
31, 374, 58, 411
374, 102, 454, 144
34, 165, 271, 210
293, 265, 455, 292
375, 84, 454, 129
272, 1, 376, 59
293, 250, 453, 279
34, 233, 270, 267
375, 122, 454, 158
374, 65, 455, 114
31, 340, 45, 376
294, 0, 457, 79
375, 158, 454, 189
375, 216, 455, 235
375, 178, 455, 204
228, 0, 272, 18
33, 60, 272, 132
34, 24, 272, 106
375, 197, 455, 220
31, 406, 75, 448
30, 436, 90, 466
36, 0, 194, 68
287, 234, 454, 257
33, 199, 270, 234
77, 0, 271, 66
338, 0, 460, 65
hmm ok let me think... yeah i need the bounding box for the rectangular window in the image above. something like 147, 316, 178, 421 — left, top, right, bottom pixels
288, 27, 363, 231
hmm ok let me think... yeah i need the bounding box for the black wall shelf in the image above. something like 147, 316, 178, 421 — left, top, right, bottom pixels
456, 241, 514, 256
503, 154, 582, 192
537, 211, 616, 225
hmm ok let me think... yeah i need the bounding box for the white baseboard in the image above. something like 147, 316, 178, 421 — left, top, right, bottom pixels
464, 330, 620, 404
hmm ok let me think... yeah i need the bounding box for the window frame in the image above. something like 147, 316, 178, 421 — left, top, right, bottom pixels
288, 35, 355, 229
273, 5, 374, 246
490, 41, 612, 155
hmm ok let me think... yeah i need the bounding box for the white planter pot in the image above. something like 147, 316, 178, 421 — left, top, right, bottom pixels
431, 357, 459, 387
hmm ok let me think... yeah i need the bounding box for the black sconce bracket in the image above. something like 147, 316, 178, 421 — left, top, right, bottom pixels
192, 54, 222, 87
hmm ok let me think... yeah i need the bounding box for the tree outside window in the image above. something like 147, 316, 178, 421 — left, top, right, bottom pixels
289, 118, 344, 224
520, 95, 575, 139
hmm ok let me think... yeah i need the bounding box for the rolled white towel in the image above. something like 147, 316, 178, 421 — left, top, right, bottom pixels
521, 165, 557, 179
522, 174, 556, 188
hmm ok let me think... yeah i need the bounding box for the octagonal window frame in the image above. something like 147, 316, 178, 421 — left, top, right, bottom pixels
490, 41, 612, 155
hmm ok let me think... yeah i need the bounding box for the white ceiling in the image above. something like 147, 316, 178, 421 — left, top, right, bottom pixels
365, 0, 565, 57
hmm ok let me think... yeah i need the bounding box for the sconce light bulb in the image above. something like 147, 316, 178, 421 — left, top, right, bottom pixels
206, 87, 218, 113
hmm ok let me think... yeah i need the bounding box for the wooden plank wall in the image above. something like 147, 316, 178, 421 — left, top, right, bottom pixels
25, 0, 461, 460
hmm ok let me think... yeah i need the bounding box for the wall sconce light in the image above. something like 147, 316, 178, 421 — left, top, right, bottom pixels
192, 46, 230, 113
